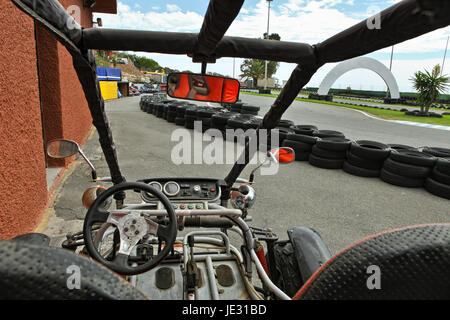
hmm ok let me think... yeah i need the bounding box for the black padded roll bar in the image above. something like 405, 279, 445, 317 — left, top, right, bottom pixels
81, 29, 317, 65
194, 0, 244, 62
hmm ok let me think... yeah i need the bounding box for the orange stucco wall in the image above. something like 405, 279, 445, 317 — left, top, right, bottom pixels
38, 0, 94, 167
0, 0, 105, 239
0, 1, 48, 239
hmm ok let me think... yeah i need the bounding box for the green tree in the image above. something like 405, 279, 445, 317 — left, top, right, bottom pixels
410, 64, 449, 114
134, 56, 161, 71
240, 33, 281, 87
240, 59, 265, 85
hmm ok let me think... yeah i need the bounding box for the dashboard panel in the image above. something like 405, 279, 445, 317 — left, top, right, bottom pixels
138, 178, 225, 203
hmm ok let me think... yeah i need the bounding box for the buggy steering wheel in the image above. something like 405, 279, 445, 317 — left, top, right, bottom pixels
83, 182, 177, 275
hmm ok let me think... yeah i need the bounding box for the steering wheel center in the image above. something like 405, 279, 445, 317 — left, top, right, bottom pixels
120, 213, 147, 240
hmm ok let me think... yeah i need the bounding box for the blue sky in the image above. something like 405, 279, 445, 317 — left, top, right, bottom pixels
95, 0, 450, 92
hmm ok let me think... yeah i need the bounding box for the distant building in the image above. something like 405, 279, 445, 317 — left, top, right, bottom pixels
257, 78, 275, 88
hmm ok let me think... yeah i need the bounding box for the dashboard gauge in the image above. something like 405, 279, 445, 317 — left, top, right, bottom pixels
145, 181, 162, 198
163, 181, 180, 197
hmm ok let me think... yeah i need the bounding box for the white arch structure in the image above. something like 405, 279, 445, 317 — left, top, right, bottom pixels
317, 57, 400, 99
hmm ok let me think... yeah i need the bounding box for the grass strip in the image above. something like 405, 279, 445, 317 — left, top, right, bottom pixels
240, 91, 450, 126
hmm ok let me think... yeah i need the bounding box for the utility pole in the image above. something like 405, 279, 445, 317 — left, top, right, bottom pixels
264, 0, 272, 90
386, 45, 394, 98
233, 58, 236, 78
442, 35, 449, 76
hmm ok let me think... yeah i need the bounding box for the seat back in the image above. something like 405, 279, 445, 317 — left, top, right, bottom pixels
0, 240, 148, 300
293, 224, 450, 300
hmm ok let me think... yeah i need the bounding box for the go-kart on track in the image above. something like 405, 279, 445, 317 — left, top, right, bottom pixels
50, 94, 450, 255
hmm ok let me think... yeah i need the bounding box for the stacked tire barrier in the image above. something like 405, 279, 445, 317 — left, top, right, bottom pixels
282, 133, 318, 161
139, 95, 450, 200
282, 125, 318, 161
343, 141, 390, 177
310, 137, 351, 169
381, 149, 436, 188
426, 157, 450, 200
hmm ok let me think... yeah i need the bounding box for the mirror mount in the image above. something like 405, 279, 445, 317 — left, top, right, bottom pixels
201, 61, 207, 75
248, 147, 295, 184
77, 148, 98, 181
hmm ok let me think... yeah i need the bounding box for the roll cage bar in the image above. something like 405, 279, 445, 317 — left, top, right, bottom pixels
11, 0, 450, 203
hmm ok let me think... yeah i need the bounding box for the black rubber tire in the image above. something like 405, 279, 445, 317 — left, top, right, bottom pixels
240, 110, 258, 115
185, 107, 198, 116
166, 111, 177, 123
286, 133, 319, 145
196, 108, 217, 118
430, 167, 450, 185
422, 147, 450, 158
316, 137, 351, 152
273, 127, 294, 142
175, 117, 185, 126
383, 157, 431, 179
282, 140, 313, 152
167, 103, 179, 113
388, 144, 418, 152
289, 125, 317, 136
308, 154, 344, 169
389, 149, 437, 167
350, 140, 391, 161
185, 116, 196, 129
291, 124, 318, 131
176, 105, 188, 117
271, 241, 303, 298
294, 151, 311, 161
211, 112, 239, 125
311, 145, 346, 160
346, 150, 383, 170
436, 158, 450, 175
227, 115, 255, 129
152, 104, 161, 115
342, 161, 380, 178
277, 119, 295, 128
424, 178, 450, 200
380, 168, 425, 188
241, 104, 260, 111
312, 130, 345, 139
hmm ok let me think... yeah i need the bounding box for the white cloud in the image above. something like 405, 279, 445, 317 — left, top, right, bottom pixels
94, 1, 450, 91
166, 4, 181, 12
96, 2, 203, 32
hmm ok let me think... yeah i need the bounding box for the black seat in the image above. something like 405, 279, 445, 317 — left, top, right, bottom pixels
293, 224, 450, 300
0, 240, 148, 300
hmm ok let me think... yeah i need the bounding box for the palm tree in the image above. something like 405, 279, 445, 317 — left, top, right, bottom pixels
240, 59, 265, 86
410, 64, 449, 114
239, 33, 281, 87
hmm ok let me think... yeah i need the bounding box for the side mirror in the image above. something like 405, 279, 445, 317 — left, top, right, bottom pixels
47, 139, 79, 159
267, 147, 295, 164
47, 139, 97, 181
167, 73, 240, 103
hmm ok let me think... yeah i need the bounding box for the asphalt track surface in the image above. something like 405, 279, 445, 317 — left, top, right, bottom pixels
48, 95, 449, 254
